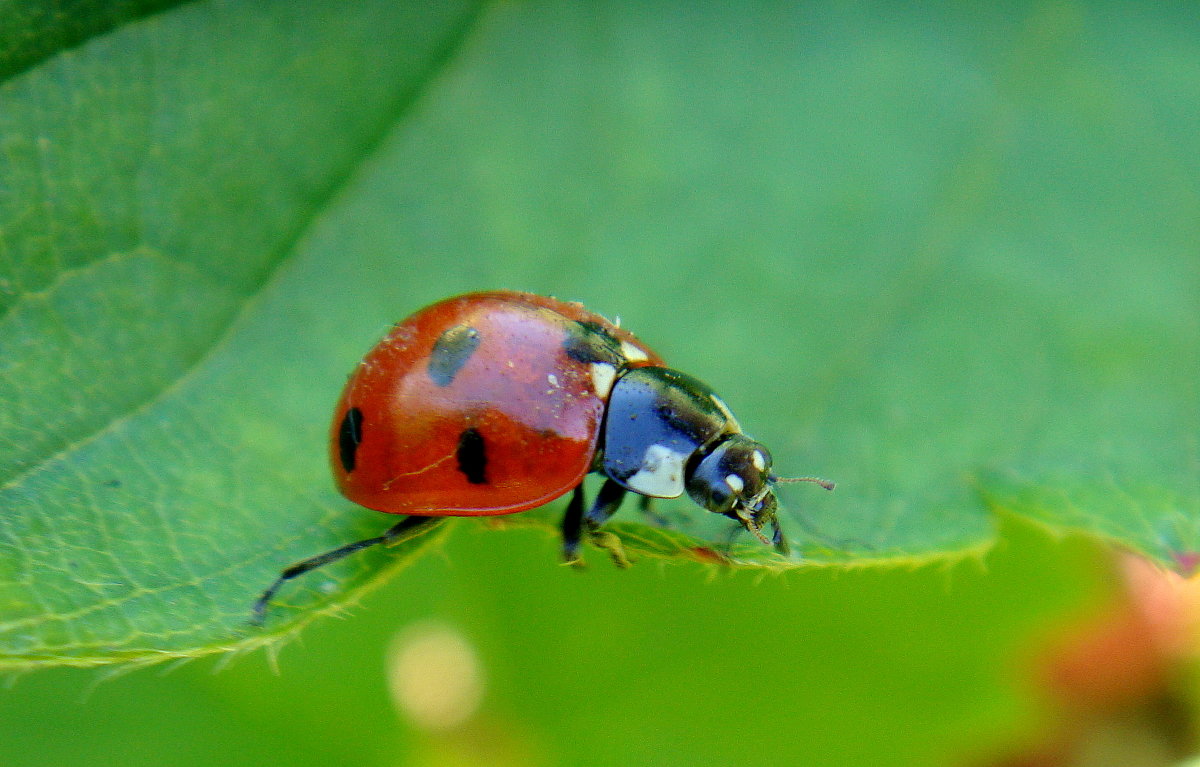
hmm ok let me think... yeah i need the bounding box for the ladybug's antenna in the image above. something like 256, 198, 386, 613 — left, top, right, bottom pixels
772, 475, 836, 491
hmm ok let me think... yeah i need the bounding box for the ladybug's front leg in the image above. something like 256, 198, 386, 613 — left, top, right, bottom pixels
636, 495, 675, 528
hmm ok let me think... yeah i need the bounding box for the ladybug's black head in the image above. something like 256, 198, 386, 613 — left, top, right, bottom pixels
685, 434, 835, 555
685, 435, 789, 552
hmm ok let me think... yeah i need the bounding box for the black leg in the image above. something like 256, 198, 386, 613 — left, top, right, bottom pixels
561, 484, 586, 564
584, 479, 630, 567
770, 518, 791, 555
636, 494, 674, 528
717, 518, 791, 557
251, 515, 437, 625
719, 518, 744, 557
584, 478, 627, 531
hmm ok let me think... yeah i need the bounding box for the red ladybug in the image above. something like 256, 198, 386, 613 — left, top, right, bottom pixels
253, 290, 832, 622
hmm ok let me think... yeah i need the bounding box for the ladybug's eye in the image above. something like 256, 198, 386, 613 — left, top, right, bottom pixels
724, 473, 746, 496
750, 448, 768, 473
685, 435, 771, 514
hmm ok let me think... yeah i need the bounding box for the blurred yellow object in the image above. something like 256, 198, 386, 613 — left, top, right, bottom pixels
388, 620, 485, 733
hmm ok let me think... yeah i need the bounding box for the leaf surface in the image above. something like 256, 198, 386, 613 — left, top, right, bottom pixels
0, 0, 1196, 666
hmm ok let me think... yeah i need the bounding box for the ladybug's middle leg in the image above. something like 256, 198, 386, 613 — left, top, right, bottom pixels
582, 478, 630, 568
560, 479, 631, 567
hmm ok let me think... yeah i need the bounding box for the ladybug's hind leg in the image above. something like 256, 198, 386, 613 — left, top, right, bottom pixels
251, 515, 438, 626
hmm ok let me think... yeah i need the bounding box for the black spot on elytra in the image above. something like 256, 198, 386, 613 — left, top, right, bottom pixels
456, 427, 488, 484
563, 320, 623, 365
428, 324, 481, 386
338, 407, 364, 472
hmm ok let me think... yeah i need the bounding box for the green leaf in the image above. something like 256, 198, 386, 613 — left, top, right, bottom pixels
0, 0, 184, 81
1, 0, 1197, 667
0, 0, 483, 665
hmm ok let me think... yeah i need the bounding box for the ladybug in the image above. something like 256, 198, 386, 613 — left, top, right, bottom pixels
253, 290, 832, 622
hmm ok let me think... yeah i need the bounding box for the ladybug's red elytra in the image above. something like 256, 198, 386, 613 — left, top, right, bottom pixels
253, 290, 832, 622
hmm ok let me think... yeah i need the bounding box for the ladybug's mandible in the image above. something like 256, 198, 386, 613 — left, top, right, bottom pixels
254, 291, 832, 621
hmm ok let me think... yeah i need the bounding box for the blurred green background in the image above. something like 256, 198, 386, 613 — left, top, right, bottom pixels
2, 0, 1198, 765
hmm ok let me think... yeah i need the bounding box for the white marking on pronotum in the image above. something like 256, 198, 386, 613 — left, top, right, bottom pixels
725, 474, 745, 494
590, 362, 617, 398
625, 444, 686, 497
547, 373, 559, 387
751, 450, 766, 472
620, 340, 649, 362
